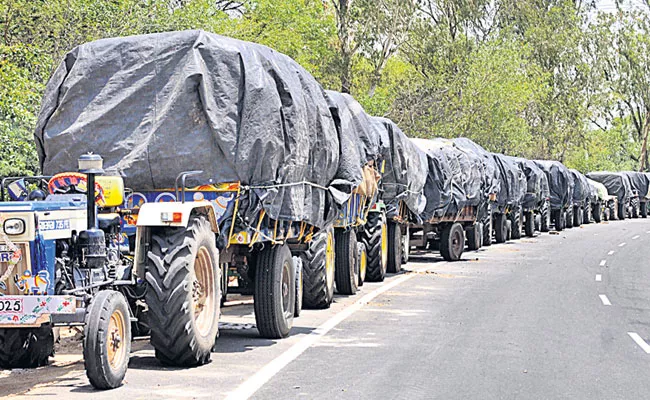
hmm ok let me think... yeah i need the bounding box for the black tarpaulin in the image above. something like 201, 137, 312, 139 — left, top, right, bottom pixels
34, 30, 346, 229
492, 153, 525, 209
620, 171, 650, 200
513, 158, 548, 210
534, 160, 573, 209
569, 169, 590, 206
585, 172, 631, 204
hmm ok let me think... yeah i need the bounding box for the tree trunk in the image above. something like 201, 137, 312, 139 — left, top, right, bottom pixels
638, 111, 650, 172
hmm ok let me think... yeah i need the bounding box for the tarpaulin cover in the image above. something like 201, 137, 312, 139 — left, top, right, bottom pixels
569, 169, 590, 206
492, 154, 525, 209
586, 178, 603, 203
534, 160, 573, 209
34, 30, 346, 229
585, 172, 631, 204
453, 138, 500, 199
411, 138, 483, 221
370, 117, 427, 217
513, 158, 548, 210
620, 171, 650, 199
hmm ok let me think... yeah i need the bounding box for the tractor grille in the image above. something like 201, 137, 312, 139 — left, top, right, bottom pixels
0, 243, 30, 296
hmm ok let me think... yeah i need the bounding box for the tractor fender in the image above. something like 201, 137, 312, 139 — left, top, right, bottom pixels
136, 201, 219, 233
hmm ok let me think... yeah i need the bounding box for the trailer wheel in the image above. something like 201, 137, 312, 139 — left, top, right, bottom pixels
641, 202, 648, 218
565, 208, 573, 228
401, 227, 410, 265
540, 203, 550, 232
0, 325, 54, 369
387, 221, 402, 274
145, 215, 220, 367
618, 203, 626, 220
254, 244, 295, 339
466, 223, 481, 251
292, 256, 303, 318
494, 213, 508, 243
593, 202, 602, 223
334, 229, 359, 295
357, 243, 367, 287
360, 212, 388, 282
302, 227, 335, 309
84, 290, 132, 389
583, 203, 591, 224
552, 210, 563, 231
524, 211, 535, 237
440, 223, 464, 261
482, 215, 492, 246
573, 206, 582, 227
510, 207, 522, 240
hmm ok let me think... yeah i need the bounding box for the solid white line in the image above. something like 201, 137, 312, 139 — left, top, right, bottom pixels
599, 259, 607, 267
628, 332, 650, 354
607, 250, 615, 255
595, 274, 602, 282
225, 273, 416, 400
633, 235, 640, 240
599, 294, 612, 306
619, 242, 627, 247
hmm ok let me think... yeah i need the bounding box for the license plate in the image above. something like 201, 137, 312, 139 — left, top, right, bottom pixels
0, 298, 23, 314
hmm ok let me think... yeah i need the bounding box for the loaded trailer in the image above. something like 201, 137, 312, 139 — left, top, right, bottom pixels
489, 154, 526, 243
534, 161, 573, 231
0, 30, 353, 388
620, 172, 650, 218
586, 172, 634, 220
586, 178, 609, 222
410, 138, 484, 261
512, 158, 551, 236
568, 170, 591, 227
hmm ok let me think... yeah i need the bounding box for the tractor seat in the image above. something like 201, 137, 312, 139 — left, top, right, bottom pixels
98, 213, 121, 231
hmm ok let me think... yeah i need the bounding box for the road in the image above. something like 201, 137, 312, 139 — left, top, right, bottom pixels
2, 219, 650, 399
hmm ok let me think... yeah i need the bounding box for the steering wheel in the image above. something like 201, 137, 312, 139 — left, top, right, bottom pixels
48, 173, 106, 207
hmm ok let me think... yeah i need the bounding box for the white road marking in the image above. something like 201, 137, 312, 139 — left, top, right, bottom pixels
627, 332, 650, 354
599, 294, 612, 306
619, 242, 626, 247
633, 235, 640, 240
607, 250, 615, 255
595, 274, 602, 282
225, 273, 416, 400
599, 259, 607, 267
647, 230, 650, 234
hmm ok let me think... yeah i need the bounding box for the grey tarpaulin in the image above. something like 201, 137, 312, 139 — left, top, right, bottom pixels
411, 138, 483, 221
569, 169, 590, 206
492, 153, 525, 209
34, 30, 346, 229
620, 172, 650, 199
453, 138, 500, 199
534, 160, 573, 210
585, 172, 631, 204
369, 117, 427, 218
513, 158, 548, 210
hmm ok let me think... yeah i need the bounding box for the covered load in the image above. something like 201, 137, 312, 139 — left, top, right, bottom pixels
513, 158, 549, 210
569, 169, 591, 206
492, 153, 526, 208
453, 138, 500, 201
411, 138, 483, 221
587, 178, 608, 201
34, 30, 346, 229
585, 172, 631, 204
369, 117, 427, 219
620, 171, 650, 200
534, 160, 573, 209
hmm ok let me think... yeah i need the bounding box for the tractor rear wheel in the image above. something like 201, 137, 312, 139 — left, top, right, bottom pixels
254, 244, 295, 339
642, 202, 648, 218
0, 325, 54, 369
510, 207, 522, 240
540, 203, 550, 232
524, 211, 535, 237
302, 227, 335, 309
334, 229, 359, 295
84, 290, 131, 389
593, 203, 602, 223
494, 213, 508, 243
552, 209, 563, 231
440, 223, 465, 261
482, 214, 492, 246
361, 212, 388, 282
145, 215, 220, 367
386, 221, 402, 274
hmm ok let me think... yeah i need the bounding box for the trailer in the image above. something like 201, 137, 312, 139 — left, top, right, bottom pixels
534, 161, 573, 231
586, 178, 608, 222
489, 154, 526, 243
512, 158, 551, 236
620, 172, 650, 218
586, 172, 633, 220
569, 169, 591, 227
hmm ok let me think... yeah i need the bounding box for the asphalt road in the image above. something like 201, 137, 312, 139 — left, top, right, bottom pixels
2, 219, 650, 399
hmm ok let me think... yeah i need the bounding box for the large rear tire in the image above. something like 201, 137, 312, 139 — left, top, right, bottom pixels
386, 221, 402, 274
334, 229, 358, 295
641, 202, 648, 218
0, 325, 54, 369
302, 227, 335, 309
254, 244, 295, 339
494, 213, 508, 243
524, 211, 535, 237
593, 202, 602, 223
84, 290, 132, 390
566, 208, 574, 229
145, 215, 220, 367
618, 202, 626, 220
440, 223, 465, 261
510, 207, 522, 240
540, 202, 550, 232
466, 223, 481, 251
552, 209, 563, 231
631, 198, 640, 218
482, 214, 492, 246
361, 212, 388, 282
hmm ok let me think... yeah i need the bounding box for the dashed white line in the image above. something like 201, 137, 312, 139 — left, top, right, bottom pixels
599, 295, 612, 306
627, 332, 650, 354
633, 235, 640, 240
607, 250, 615, 255
595, 274, 602, 282
619, 242, 627, 247
599, 259, 607, 267
647, 230, 650, 234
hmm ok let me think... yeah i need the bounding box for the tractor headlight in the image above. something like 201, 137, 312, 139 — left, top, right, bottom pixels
3, 218, 25, 235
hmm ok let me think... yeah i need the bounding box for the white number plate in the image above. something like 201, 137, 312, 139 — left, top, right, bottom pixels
0, 298, 23, 313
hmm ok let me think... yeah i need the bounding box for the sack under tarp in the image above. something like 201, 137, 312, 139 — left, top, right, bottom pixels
513, 158, 548, 210
586, 178, 608, 201
534, 160, 573, 209
34, 30, 346, 229
569, 169, 591, 206
585, 172, 631, 204
369, 117, 427, 218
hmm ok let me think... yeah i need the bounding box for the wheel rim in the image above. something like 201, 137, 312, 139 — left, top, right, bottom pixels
359, 249, 367, 281
193, 246, 216, 337
281, 259, 292, 319
107, 309, 127, 370
451, 228, 463, 257
326, 231, 335, 291
380, 223, 388, 271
